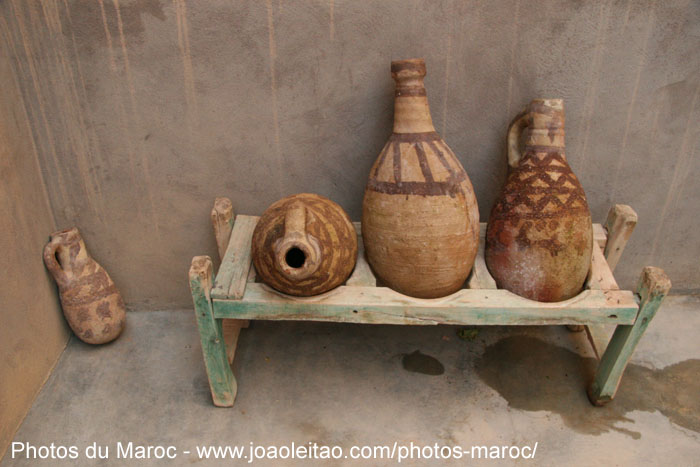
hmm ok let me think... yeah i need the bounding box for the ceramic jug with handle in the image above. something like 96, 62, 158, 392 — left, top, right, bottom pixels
485, 99, 592, 302
43, 227, 126, 343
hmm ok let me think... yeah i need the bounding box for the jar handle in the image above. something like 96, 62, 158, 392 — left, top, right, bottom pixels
507, 108, 531, 169
43, 238, 69, 287
284, 203, 308, 240
274, 202, 321, 281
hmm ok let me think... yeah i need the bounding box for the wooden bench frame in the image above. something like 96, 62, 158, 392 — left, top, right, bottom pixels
190, 200, 670, 407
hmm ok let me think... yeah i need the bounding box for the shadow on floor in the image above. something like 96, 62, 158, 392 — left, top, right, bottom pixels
475, 335, 700, 439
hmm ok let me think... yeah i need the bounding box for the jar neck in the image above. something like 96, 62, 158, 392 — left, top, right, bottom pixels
523, 99, 566, 148
56, 238, 88, 273
393, 95, 436, 133
391, 60, 435, 134
523, 128, 566, 148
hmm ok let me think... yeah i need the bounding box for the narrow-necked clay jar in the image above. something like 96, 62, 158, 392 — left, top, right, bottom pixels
485, 99, 593, 302
43, 227, 126, 344
252, 193, 358, 296
361, 58, 479, 298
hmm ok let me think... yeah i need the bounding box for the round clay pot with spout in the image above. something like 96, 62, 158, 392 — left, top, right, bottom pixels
485, 99, 593, 302
361, 58, 479, 298
43, 227, 126, 344
252, 193, 358, 296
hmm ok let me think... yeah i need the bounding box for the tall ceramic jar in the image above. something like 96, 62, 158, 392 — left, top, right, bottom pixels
43, 227, 126, 344
252, 193, 358, 296
362, 58, 479, 298
485, 99, 592, 302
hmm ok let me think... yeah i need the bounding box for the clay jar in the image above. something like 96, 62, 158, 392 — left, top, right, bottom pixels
485, 99, 593, 302
252, 193, 357, 296
43, 227, 126, 344
362, 58, 479, 298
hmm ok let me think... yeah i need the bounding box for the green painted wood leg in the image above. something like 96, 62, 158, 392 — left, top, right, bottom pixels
189, 256, 237, 407
588, 266, 671, 406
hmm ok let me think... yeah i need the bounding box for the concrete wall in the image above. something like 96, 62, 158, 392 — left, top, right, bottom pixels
0, 11, 71, 458
3, 0, 699, 310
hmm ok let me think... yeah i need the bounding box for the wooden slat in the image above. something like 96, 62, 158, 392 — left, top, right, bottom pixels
603, 205, 637, 272
190, 256, 236, 406
246, 264, 257, 283
584, 206, 636, 361
346, 251, 376, 286
586, 324, 613, 359
211, 197, 235, 261
211, 215, 259, 299
214, 283, 638, 325
593, 223, 607, 249
586, 242, 619, 290
467, 223, 497, 289
346, 246, 376, 287
210, 197, 247, 363
584, 243, 623, 358
588, 267, 671, 405
221, 319, 242, 364
346, 224, 376, 286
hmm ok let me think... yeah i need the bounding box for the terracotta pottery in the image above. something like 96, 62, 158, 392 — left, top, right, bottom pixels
361, 58, 479, 298
252, 193, 357, 296
485, 99, 593, 302
43, 227, 126, 344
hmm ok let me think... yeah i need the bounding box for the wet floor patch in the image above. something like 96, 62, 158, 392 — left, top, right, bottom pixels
402, 350, 445, 375
475, 336, 700, 439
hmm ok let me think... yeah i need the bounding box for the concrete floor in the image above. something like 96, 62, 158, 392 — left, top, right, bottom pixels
3, 296, 699, 466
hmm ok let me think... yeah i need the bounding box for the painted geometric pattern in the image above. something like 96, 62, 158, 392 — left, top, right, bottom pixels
366, 132, 475, 201
490, 148, 589, 222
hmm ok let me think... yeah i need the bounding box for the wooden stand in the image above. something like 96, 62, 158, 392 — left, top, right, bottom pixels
190, 201, 670, 407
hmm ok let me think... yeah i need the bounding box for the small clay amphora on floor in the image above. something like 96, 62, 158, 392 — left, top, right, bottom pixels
43, 227, 126, 344
485, 99, 593, 302
252, 193, 357, 296
362, 58, 479, 298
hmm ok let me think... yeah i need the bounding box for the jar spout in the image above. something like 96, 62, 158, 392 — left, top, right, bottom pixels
274, 202, 321, 281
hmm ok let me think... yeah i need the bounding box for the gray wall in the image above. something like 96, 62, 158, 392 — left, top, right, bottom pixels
0, 14, 70, 457
3, 0, 699, 309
